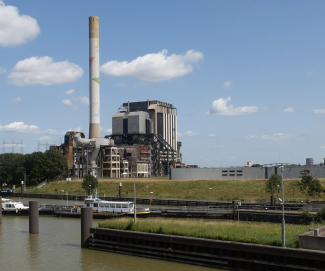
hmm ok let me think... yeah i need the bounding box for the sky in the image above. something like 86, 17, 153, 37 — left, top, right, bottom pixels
1, 0, 325, 167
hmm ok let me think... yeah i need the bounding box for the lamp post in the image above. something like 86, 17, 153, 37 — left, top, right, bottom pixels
150, 191, 153, 207
122, 173, 136, 224
89, 184, 91, 196
209, 188, 212, 201
279, 166, 285, 247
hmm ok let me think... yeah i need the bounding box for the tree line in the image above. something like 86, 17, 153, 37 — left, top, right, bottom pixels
0, 151, 68, 187
265, 174, 324, 200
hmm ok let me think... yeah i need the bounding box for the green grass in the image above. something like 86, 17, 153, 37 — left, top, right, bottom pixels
25, 177, 325, 202
99, 218, 325, 248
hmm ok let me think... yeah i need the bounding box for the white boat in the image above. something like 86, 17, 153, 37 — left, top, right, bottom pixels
82, 192, 150, 214
1, 198, 29, 213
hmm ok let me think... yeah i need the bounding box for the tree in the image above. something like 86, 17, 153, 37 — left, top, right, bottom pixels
252, 164, 262, 167
265, 174, 282, 197
299, 175, 323, 200
44, 150, 68, 180
82, 174, 98, 195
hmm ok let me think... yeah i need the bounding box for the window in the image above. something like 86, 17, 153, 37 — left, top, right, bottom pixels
122, 204, 128, 208
237, 170, 242, 173
222, 170, 228, 173
230, 170, 235, 173
230, 174, 235, 176
222, 174, 228, 177
237, 174, 243, 177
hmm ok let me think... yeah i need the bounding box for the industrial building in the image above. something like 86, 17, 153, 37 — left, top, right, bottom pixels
50, 17, 182, 179
170, 165, 325, 180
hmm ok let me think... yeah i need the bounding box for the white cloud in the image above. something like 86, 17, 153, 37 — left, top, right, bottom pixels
283, 107, 294, 113
38, 136, 51, 141
62, 99, 72, 106
0, 67, 6, 73
0, 121, 39, 133
207, 97, 259, 116
101, 49, 203, 82
209, 134, 216, 137
8, 56, 84, 86
184, 131, 198, 137
66, 89, 75, 95
105, 129, 112, 133
80, 96, 89, 105
1, 143, 25, 148
214, 145, 225, 148
13, 97, 21, 102
249, 133, 294, 141
0, 121, 64, 134
313, 109, 325, 114
75, 127, 82, 132
0, 1, 40, 47
223, 81, 232, 87
320, 145, 325, 149
177, 133, 182, 138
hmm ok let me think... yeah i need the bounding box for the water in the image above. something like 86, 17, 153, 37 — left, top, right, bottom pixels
1, 198, 225, 271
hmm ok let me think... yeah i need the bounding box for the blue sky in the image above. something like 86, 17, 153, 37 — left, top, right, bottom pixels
1, 0, 325, 167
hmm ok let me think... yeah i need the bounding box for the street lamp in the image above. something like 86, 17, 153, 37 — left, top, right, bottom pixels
89, 184, 91, 196
122, 172, 136, 224
150, 191, 153, 207
209, 188, 212, 201
279, 166, 285, 247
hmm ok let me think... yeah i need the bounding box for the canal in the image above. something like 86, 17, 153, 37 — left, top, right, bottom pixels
1, 198, 225, 271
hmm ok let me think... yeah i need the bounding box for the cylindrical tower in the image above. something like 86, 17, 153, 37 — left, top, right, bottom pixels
89, 16, 101, 139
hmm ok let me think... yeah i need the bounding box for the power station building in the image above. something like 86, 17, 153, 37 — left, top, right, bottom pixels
50, 17, 182, 179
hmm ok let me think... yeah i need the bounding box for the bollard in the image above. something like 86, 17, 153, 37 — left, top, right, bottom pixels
119, 182, 122, 199
0, 196, 2, 224
29, 201, 39, 234
81, 207, 93, 248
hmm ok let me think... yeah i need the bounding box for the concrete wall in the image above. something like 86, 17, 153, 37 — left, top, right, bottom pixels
170, 166, 325, 180
90, 228, 325, 270
299, 225, 325, 251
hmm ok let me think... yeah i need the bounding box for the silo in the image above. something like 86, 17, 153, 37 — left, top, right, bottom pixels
306, 158, 314, 166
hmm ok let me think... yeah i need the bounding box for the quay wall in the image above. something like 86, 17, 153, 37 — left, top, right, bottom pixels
89, 228, 325, 270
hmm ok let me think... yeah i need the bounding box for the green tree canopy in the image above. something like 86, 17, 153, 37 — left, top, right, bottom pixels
265, 174, 282, 196
82, 174, 99, 195
299, 175, 323, 199
0, 150, 68, 186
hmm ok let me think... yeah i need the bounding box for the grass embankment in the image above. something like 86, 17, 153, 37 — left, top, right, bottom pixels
30, 177, 325, 202
99, 218, 325, 248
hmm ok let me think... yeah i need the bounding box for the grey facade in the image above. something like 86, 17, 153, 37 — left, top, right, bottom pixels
170, 166, 325, 180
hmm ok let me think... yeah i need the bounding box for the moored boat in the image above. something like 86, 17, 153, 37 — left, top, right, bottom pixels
1, 198, 29, 214
82, 191, 150, 215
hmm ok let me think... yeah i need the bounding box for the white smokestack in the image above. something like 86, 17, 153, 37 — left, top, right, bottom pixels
89, 16, 100, 139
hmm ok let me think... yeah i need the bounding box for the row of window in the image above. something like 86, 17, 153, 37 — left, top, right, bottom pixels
222, 174, 243, 177
222, 170, 243, 173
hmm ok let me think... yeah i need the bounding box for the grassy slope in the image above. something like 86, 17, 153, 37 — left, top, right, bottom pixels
29, 177, 325, 202
99, 217, 325, 248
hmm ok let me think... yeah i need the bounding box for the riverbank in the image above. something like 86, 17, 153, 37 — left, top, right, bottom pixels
99, 217, 325, 248
22, 177, 325, 202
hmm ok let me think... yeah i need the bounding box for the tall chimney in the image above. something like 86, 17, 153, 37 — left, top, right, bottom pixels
89, 16, 100, 139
